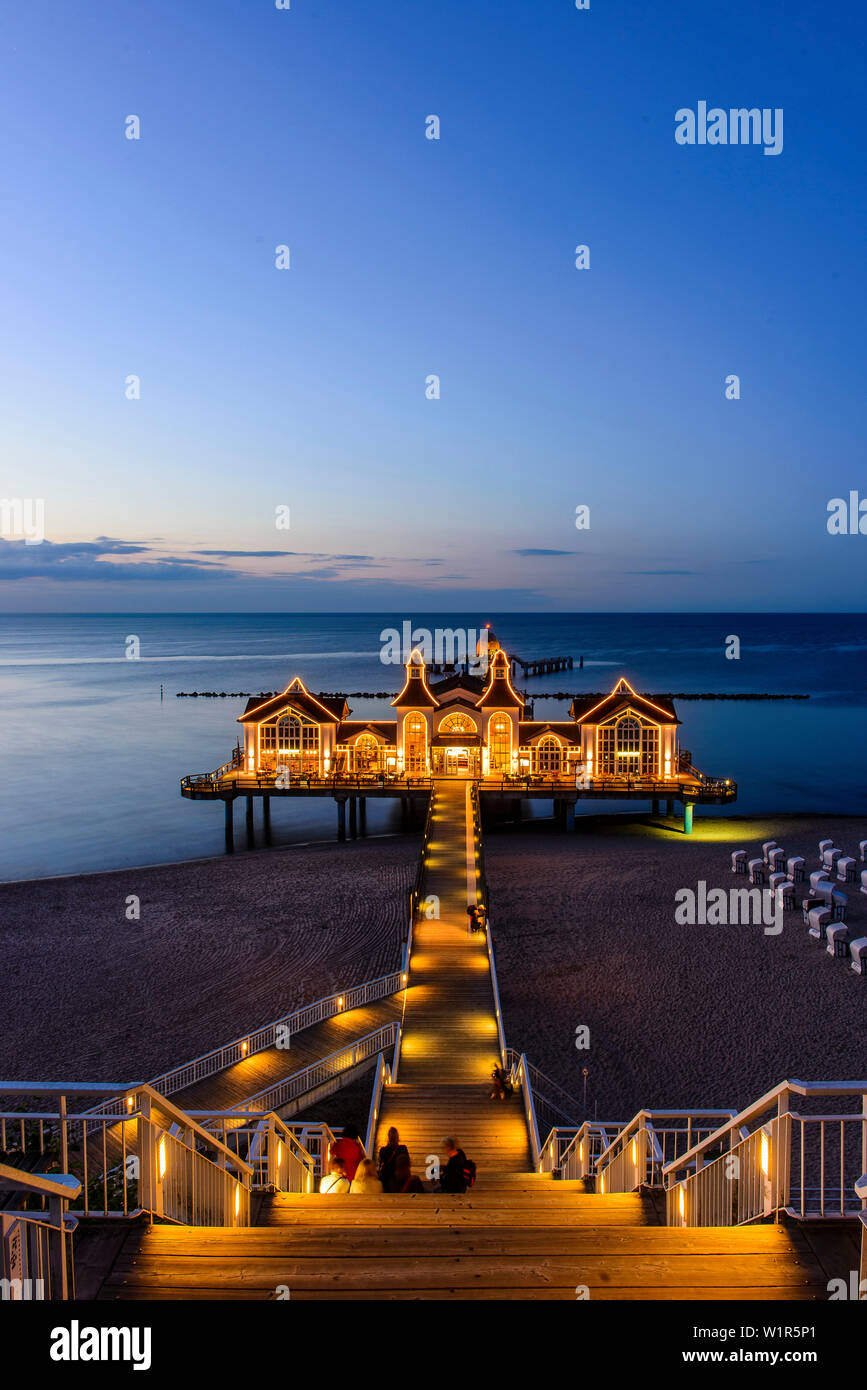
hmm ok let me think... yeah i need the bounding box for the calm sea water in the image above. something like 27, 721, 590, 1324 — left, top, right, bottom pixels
0, 613, 865, 880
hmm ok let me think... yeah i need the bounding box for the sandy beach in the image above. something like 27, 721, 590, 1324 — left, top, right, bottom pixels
0, 838, 415, 1082
3, 814, 865, 1127
488, 814, 867, 1121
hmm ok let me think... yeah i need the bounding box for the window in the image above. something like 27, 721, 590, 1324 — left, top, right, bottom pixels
440, 712, 477, 734
404, 714, 427, 772
259, 710, 319, 773
355, 734, 380, 772
536, 737, 561, 776
597, 713, 659, 776
489, 714, 511, 773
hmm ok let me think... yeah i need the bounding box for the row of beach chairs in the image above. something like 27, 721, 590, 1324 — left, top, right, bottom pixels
731, 838, 867, 975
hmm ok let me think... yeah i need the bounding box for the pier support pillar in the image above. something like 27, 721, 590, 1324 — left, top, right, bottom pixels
665, 799, 674, 818
349, 796, 358, 839
512, 798, 522, 823
224, 798, 235, 854
683, 802, 694, 835
245, 796, 255, 848
400, 797, 408, 828
566, 804, 576, 831
359, 797, 367, 837
263, 796, 272, 845
337, 799, 347, 842
651, 799, 660, 817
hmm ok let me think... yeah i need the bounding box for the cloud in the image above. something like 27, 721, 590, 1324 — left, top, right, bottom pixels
0, 539, 236, 582
513, 548, 577, 557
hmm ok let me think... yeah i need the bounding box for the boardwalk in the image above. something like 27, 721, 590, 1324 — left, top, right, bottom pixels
376, 780, 530, 1179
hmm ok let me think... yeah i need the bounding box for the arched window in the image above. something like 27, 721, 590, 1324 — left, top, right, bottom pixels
489, 714, 511, 773
536, 737, 561, 776
355, 734, 380, 772
616, 716, 641, 756
440, 712, 477, 735
597, 713, 658, 777
260, 710, 319, 774
404, 714, 427, 773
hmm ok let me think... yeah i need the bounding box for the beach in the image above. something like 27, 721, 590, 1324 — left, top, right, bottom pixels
0, 838, 415, 1083
3, 814, 865, 1124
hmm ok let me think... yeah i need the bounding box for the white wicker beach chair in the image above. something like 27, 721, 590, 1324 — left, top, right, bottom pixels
761, 841, 778, 864
748, 859, 765, 885
802, 895, 826, 924
831, 890, 847, 922
787, 856, 805, 883
822, 847, 843, 873
837, 856, 857, 883
809, 869, 832, 892
731, 850, 747, 875
861, 869, 867, 897
826, 924, 850, 958
768, 848, 786, 873
769, 872, 787, 894
850, 938, 867, 975
808, 905, 832, 940
818, 839, 834, 859
774, 882, 795, 911
860, 840, 867, 862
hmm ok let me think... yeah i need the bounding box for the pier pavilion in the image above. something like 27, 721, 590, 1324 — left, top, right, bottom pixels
181, 647, 736, 848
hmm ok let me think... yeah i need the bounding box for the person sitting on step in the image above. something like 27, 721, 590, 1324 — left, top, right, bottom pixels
319, 1156, 350, 1194
378, 1126, 409, 1189
349, 1158, 383, 1194
389, 1150, 425, 1194
329, 1122, 365, 1182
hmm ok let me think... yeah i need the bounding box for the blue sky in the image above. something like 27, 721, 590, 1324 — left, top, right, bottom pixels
1, 0, 865, 611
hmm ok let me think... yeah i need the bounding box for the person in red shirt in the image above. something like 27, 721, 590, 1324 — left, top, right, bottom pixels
329, 1123, 365, 1181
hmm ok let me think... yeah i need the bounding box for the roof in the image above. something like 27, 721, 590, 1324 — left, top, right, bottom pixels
476, 651, 524, 709
391, 650, 440, 709
238, 679, 344, 725
429, 672, 485, 699
336, 721, 397, 745
570, 679, 679, 726
519, 722, 581, 745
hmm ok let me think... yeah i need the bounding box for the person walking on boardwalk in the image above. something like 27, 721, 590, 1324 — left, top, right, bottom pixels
440, 1137, 475, 1194
349, 1158, 383, 1194
377, 1126, 408, 1188
329, 1122, 365, 1181
389, 1151, 425, 1194
320, 1156, 350, 1194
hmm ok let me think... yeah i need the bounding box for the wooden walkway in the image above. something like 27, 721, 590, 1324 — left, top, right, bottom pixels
375, 780, 530, 1180
166, 996, 402, 1115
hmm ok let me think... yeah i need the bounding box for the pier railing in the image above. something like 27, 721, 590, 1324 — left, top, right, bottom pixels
186, 1110, 317, 1194
0, 1163, 81, 1300
595, 1109, 734, 1194
0, 1082, 253, 1225
84, 971, 405, 1120
662, 1080, 867, 1226
182, 769, 435, 793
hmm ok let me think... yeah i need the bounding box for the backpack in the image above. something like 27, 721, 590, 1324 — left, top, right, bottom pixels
462, 1157, 477, 1189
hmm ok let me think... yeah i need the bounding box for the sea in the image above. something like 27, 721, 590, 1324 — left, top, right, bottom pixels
0, 612, 864, 881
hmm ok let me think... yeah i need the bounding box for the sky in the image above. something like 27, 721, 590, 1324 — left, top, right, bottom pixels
1, 0, 866, 612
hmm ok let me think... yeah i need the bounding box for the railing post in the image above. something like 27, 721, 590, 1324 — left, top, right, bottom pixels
776, 1091, 791, 1221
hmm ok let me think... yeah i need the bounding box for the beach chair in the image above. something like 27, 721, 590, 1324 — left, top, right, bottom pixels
818, 839, 834, 860
802, 895, 826, 925
774, 882, 795, 911
808, 906, 832, 940
761, 841, 778, 864
837, 856, 857, 883
748, 859, 765, 885
809, 870, 832, 893
850, 938, 867, 975
731, 850, 747, 875
860, 840, 867, 862
826, 924, 850, 959
831, 890, 847, 922
787, 856, 805, 883
822, 847, 843, 874
769, 872, 787, 895
768, 848, 786, 873
861, 869, 867, 898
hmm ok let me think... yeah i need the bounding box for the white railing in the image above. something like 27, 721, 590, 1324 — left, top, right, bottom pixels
0, 1082, 253, 1224
0, 1163, 81, 1300
282, 1122, 339, 1179
663, 1079, 867, 1226
597, 1110, 733, 1194
190, 1110, 317, 1194
539, 1122, 630, 1181
86, 971, 405, 1120
216, 1023, 400, 1119
485, 921, 508, 1067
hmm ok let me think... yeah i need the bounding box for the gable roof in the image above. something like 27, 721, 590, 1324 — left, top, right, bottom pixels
571, 678, 679, 726
238, 678, 344, 725
391, 649, 440, 709
336, 721, 397, 745
430, 672, 485, 699
519, 722, 581, 745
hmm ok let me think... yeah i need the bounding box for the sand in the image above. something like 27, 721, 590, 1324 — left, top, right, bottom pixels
3, 813, 865, 1127
487, 814, 867, 1122
0, 838, 415, 1082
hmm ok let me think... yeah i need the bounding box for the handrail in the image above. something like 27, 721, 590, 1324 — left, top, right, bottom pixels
661, 1079, 867, 1181
0, 1162, 81, 1300
484, 920, 508, 1068
84, 970, 405, 1119
213, 1023, 400, 1118
504, 1049, 586, 1126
